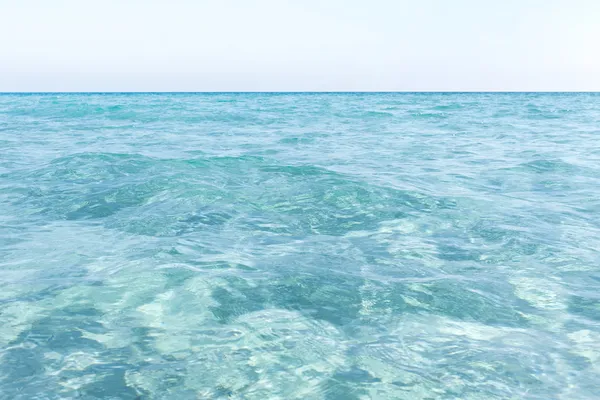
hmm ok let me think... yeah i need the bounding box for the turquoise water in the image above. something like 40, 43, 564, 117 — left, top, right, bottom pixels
1, 93, 599, 399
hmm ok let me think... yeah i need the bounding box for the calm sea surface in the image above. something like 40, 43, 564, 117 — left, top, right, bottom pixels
1, 93, 600, 399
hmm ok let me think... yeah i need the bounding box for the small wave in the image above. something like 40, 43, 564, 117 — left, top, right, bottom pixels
433, 104, 463, 111
410, 112, 448, 119
278, 136, 316, 145
517, 159, 579, 174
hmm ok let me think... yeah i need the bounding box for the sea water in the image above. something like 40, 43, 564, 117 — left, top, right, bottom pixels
1, 93, 599, 399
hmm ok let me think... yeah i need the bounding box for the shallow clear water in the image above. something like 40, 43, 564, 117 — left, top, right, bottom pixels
1, 93, 600, 399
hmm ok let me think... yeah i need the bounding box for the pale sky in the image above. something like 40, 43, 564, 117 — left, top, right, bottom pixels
1, 0, 599, 91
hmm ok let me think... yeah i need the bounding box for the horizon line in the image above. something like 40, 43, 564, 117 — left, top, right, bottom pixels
1, 91, 600, 94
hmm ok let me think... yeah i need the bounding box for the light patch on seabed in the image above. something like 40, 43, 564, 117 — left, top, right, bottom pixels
57, 373, 98, 394
124, 309, 347, 399
509, 276, 569, 332
387, 236, 441, 266
349, 314, 551, 399
358, 278, 383, 317
375, 220, 439, 261
377, 219, 420, 235
343, 218, 422, 239
135, 277, 222, 358
568, 330, 600, 364
58, 351, 99, 372
554, 330, 600, 400
42, 351, 104, 394
42, 263, 175, 350
238, 310, 346, 396
510, 276, 567, 311
0, 302, 46, 347
348, 218, 444, 280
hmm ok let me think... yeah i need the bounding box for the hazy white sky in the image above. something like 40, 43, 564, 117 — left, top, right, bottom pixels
1, 0, 599, 91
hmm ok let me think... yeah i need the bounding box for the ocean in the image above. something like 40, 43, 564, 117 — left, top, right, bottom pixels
1, 93, 599, 399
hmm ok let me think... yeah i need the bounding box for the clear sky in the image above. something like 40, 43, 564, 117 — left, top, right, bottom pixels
1, 0, 599, 91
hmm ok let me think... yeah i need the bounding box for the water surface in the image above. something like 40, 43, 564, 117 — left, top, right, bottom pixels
1, 93, 600, 399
